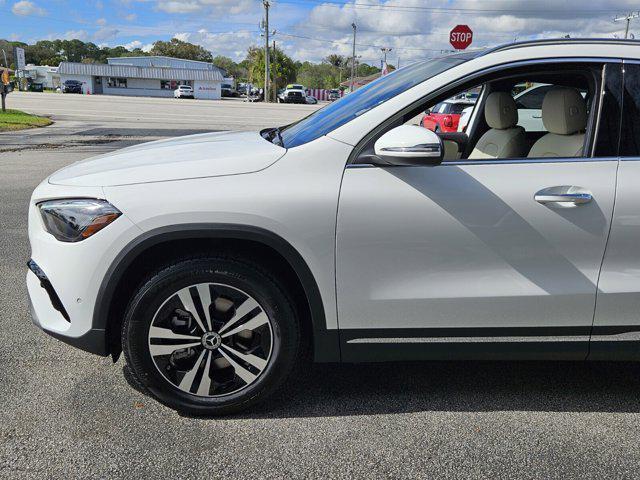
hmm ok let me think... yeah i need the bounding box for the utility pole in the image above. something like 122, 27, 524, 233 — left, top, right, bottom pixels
615, 11, 640, 39
350, 22, 357, 92
263, 0, 270, 102
272, 39, 277, 102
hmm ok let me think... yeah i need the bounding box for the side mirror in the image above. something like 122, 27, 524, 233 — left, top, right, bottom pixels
424, 108, 431, 115
373, 125, 443, 167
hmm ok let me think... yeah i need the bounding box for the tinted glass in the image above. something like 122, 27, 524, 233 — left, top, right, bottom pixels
515, 85, 552, 109
449, 103, 472, 114
620, 63, 640, 157
593, 63, 622, 157
430, 102, 445, 113
279, 54, 472, 148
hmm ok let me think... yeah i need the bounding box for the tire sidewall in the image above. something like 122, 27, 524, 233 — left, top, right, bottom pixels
123, 258, 298, 415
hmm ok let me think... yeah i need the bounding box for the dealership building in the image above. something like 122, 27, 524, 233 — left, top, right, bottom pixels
57, 56, 225, 99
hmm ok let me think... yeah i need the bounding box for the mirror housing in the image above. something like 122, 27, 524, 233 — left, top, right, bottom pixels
372, 125, 443, 166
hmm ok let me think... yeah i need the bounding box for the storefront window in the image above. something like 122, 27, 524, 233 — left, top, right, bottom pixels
161, 80, 193, 90
107, 77, 127, 88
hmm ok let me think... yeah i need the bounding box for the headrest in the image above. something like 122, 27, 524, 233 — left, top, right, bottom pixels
484, 92, 518, 130
542, 87, 587, 135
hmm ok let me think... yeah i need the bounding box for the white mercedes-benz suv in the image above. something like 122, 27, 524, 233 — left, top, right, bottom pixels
27, 39, 640, 415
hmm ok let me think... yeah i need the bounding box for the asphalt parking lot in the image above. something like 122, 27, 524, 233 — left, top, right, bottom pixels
3, 92, 640, 479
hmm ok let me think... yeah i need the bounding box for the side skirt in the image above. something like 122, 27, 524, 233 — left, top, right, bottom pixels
339, 326, 640, 362
340, 327, 591, 362
589, 326, 640, 361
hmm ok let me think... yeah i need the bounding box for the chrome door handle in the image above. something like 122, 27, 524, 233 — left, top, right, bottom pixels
534, 187, 592, 206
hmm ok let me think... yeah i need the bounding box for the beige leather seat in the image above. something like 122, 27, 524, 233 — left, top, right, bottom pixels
468, 92, 527, 159
528, 87, 587, 158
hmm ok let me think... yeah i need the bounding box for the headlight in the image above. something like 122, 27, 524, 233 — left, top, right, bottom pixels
38, 198, 121, 242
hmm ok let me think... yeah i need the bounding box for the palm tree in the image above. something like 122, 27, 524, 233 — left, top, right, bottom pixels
324, 54, 345, 68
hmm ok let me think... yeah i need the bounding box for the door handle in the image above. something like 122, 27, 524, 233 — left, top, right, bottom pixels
534, 186, 592, 207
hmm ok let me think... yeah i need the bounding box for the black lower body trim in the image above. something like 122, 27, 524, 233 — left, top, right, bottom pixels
28, 294, 108, 356
27, 259, 70, 322
340, 327, 591, 362
43, 328, 109, 356
339, 326, 640, 363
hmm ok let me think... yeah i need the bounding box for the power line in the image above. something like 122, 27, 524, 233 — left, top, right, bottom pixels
276, 31, 447, 52
274, 0, 624, 16
298, 22, 519, 39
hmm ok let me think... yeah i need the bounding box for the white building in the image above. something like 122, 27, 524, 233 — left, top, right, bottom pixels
57, 56, 224, 99
23, 65, 59, 89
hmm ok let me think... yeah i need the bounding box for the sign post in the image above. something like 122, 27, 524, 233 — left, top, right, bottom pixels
1, 49, 9, 112
450, 25, 473, 50
14, 47, 25, 92
1, 69, 9, 112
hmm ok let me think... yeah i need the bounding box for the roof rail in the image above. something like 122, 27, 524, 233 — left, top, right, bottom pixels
482, 37, 640, 56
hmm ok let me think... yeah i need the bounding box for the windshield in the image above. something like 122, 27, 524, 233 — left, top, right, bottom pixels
279, 54, 474, 148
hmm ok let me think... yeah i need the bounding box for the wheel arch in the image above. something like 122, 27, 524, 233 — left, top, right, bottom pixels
95, 223, 340, 363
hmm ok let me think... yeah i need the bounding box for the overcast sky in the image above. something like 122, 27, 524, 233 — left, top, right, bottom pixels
2, 0, 640, 66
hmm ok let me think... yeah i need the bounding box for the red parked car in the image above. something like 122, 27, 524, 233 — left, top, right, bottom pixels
421, 99, 475, 133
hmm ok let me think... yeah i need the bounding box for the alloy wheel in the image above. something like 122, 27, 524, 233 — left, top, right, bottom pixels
147, 283, 274, 397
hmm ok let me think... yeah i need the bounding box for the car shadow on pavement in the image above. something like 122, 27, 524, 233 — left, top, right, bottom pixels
224, 361, 640, 419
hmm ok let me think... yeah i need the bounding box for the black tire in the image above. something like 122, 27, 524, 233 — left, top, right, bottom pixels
121, 256, 301, 416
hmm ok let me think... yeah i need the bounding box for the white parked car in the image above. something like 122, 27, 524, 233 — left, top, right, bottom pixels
174, 85, 194, 99
278, 84, 307, 104
457, 105, 474, 132
27, 39, 640, 415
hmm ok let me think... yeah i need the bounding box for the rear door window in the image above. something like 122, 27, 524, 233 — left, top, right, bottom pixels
514, 84, 553, 109
620, 62, 640, 157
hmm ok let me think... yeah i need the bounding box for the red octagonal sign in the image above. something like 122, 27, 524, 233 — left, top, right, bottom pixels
450, 25, 473, 50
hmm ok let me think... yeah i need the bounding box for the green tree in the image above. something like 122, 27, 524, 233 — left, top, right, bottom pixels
149, 38, 213, 62
245, 45, 296, 90
212, 55, 247, 81
296, 61, 340, 89
357, 62, 382, 77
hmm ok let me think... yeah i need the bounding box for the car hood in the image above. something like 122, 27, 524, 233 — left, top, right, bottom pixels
48, 131, 285, 187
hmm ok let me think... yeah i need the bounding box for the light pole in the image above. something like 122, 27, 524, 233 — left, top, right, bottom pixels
350, 22, 357, 92
381, 47, 392, 66
615, 11, 640, 39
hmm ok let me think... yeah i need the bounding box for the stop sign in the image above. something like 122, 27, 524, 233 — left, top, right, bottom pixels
450, 25, 473, 50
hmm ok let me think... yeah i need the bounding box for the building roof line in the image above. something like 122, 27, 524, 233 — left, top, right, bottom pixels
106, 55, 216, 66
58, 61, 223, 81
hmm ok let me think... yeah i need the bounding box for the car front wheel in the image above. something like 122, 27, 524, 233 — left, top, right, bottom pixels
122, 256, 301, 415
